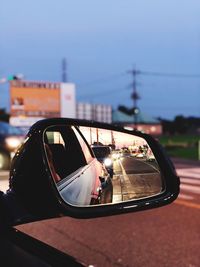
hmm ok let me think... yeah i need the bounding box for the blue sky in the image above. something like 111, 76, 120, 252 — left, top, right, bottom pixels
0, 0, 200, 119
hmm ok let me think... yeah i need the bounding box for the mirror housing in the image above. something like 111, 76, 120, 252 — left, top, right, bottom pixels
9, 118, 180, 223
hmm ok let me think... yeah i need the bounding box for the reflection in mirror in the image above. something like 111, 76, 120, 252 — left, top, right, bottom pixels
43, 125, 165, 207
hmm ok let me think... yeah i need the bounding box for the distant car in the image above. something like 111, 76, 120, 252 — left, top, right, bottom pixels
91, 145, 114, 178
135, 153, 145, 159
146, 151, 156, 162
111, 149, 122, 160
0, 121, 24, 170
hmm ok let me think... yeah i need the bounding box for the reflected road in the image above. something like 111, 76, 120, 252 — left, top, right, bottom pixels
112, 156, 162, 202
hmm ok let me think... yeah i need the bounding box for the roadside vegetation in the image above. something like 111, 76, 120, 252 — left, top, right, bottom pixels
159, 135, 199, 160
157, 116, 200, 160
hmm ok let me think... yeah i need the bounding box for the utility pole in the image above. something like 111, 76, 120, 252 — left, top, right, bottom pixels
128, 67, 140, 129
62, 58, 67, 82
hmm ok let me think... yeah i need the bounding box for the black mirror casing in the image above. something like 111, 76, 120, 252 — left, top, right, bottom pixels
9, 118, 180, 224
9, 128, 61, 220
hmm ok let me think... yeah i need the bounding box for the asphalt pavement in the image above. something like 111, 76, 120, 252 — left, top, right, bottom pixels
113, 157, 162, 201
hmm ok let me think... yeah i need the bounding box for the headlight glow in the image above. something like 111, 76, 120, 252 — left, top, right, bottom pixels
104, 158, 112, 167
5, 137, 22, 150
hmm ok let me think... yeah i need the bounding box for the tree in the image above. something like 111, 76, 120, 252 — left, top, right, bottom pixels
174, 116, 188, 134
158, 115, 200, 135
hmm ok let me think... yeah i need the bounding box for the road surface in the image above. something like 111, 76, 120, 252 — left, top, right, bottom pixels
0, 158, 200, 267
113, 156, 162, 202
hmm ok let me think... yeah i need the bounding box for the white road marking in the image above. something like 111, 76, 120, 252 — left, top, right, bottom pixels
178, 193, 194, 200
177, 168, 200, 179
180, 178, 200, 185
178, 168, 200, 201
180, 184, 200, 194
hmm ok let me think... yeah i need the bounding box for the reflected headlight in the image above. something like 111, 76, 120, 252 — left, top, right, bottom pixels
96, 186, 101, 193
5, 137, 22, 150
104, 158, 112, 167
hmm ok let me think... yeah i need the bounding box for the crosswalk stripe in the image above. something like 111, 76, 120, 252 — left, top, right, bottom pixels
177, 167, 200, 173
178, 167, 200, 203
177, 169, 200, 179
175, 199, 200, 209
180, 178, 200, 185
178, 193, 194, 200
180, 184, 200, 194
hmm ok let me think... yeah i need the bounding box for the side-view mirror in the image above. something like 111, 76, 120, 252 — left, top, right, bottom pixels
9, 118, 179, 224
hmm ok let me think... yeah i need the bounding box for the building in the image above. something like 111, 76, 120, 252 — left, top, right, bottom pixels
8, 79, 161, 135
76, 103, 112, 124
9, 80, 76, 128
112, 110, 162, 135
9, 80, 112, 130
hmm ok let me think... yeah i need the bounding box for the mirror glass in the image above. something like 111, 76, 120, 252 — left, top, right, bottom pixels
43, 125, 165, 207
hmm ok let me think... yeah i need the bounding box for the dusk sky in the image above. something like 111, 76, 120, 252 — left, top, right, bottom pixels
0, 0, 200, 119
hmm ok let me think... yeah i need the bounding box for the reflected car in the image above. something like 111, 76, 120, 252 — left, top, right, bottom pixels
91, 145, 114, 178
111, 149, 122, 160
0, 122, 24, 170
57, 156, 112, 206
135, 153, 146, 159
44, 126, 113, 206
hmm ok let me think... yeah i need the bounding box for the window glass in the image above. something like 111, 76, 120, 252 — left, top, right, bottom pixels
45, 131, 65, 146
44, 126, 89, 180
72, 126, 94, 163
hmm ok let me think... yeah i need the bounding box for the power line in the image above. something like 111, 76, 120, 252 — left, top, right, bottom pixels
77, 69, 200, 87
77, 72, 126, 87
140, 71, 200, 78
78, 88, 126, 99
77, 66, 200, 101
3, 69, 199, 87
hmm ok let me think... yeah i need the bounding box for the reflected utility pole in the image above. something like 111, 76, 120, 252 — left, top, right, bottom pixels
90, 127, 92, 145
96, 128, 99, 144
111, 131, 115, 148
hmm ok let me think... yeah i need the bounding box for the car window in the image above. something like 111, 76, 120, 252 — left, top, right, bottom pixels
92, 147, 111, 158
72, 126, 94, 164
45, 131, 65, 146
44, 126, 91, 180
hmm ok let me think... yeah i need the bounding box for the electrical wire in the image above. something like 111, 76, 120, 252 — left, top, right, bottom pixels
78, 88, 127, 99
140, 71, 200, 78
77, 72, 126, 87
